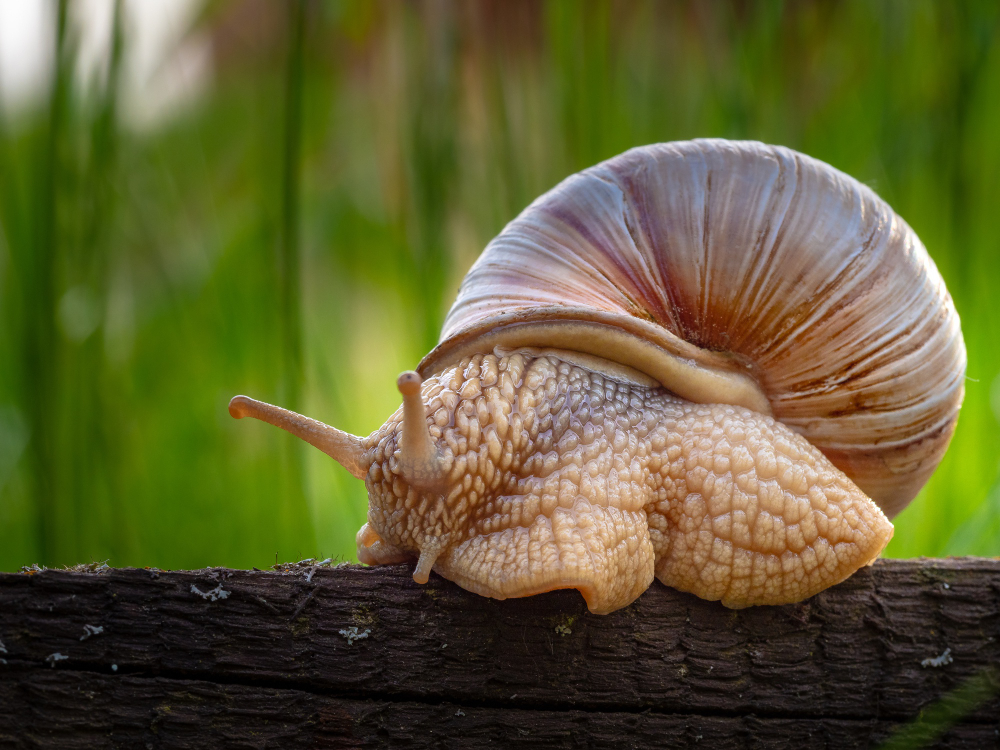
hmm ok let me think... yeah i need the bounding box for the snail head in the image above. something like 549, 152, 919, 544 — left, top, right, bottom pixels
228, 363, 503, 588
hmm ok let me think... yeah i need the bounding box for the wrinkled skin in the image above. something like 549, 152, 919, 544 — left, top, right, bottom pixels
356, 351, 893, 614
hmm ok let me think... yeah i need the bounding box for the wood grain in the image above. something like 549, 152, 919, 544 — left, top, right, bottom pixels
1, 559, 999, 748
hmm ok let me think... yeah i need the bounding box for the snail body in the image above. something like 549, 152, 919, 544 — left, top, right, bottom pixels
231, 140, 964, 614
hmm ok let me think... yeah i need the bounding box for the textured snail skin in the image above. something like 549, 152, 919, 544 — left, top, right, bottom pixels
355, 350, 892, 614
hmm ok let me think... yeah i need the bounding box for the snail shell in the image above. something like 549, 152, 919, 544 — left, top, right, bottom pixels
230, 139, 965, 613
422, 139, 965, 518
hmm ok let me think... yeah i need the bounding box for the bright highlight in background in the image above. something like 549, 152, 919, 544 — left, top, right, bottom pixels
0, 0, 208, 127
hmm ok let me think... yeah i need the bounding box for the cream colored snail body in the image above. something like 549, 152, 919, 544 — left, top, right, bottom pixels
230, 140, 965, 614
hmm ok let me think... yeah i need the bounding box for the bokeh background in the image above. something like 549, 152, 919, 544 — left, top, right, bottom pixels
1, 0, 998, 572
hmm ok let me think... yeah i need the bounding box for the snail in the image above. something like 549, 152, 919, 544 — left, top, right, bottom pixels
230, 139, 965, 614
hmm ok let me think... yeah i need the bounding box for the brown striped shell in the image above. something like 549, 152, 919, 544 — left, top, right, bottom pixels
419, 140, 965, 518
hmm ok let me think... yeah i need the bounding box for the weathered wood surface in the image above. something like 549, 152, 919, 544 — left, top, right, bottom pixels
1, 559, 999, 748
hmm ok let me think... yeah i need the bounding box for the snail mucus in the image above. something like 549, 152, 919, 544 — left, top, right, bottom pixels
230, 140, 965, 614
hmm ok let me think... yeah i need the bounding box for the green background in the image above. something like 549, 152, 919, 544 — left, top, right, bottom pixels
1, 0, 998, 572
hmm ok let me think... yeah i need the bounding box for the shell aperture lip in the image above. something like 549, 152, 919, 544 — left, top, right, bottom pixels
419, 306, 772, 415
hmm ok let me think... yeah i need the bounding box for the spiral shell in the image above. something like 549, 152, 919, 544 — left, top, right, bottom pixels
421, 140, 965, 517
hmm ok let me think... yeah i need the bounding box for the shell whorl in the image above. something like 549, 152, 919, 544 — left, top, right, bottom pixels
421, 139, 966, 517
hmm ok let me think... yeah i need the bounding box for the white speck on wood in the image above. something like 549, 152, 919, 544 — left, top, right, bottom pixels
338, 626, 371, 645
306, 558, 333, 581
921, 647, 953, 668
80, 624, 104, 641
45, 652, 68, 667
190, 584, 230, 602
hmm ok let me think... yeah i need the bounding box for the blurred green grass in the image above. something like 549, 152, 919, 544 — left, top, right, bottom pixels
0, 0, 998, 571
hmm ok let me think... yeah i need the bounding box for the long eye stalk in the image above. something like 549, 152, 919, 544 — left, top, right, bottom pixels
228, 395, 368, 479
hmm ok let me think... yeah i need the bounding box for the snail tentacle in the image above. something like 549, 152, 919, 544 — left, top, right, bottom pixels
228, 395, 369, 479
396, 371, 448, 491
413, 533, 450, 584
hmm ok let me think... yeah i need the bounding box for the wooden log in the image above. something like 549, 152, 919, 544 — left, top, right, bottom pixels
1, 559, 998, 748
